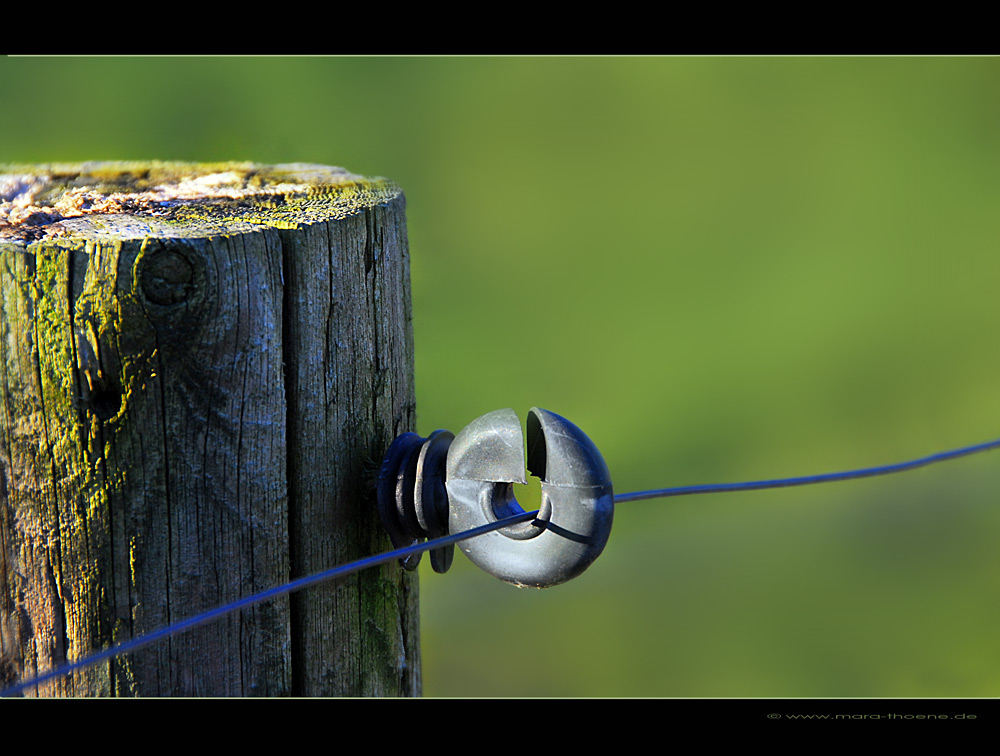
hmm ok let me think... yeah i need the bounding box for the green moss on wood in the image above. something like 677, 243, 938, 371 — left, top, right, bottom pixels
2, 162, 416, 696
0, 162, 402, 245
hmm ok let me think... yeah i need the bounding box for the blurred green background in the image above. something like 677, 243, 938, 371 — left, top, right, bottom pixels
3, 56, 999, 697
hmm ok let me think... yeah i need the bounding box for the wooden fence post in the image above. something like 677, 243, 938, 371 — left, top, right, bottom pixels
0, 162, 419, 696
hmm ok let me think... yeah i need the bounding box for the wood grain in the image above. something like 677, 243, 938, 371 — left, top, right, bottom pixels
0, 162, 418, 696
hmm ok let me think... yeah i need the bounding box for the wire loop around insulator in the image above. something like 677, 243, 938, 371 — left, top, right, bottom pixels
445, 408, 614, 588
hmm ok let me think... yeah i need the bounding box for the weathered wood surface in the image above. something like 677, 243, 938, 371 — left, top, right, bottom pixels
0, 162, 419, 696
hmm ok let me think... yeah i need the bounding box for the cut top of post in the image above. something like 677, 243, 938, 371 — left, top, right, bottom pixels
0, 161, 402, 246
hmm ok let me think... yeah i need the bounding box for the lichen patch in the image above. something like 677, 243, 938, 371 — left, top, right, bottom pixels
0, 162, 401, 245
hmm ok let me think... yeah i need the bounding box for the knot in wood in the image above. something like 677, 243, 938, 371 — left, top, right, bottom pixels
140, 244, 194, 305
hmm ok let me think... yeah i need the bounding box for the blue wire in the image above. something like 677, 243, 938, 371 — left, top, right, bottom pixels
614, 436, 1000, 503
0, 509, 540, 698
5, 433, 1000, 697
